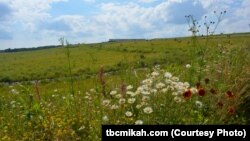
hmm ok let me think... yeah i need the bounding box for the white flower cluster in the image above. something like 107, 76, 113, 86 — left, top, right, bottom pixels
100, 66, 203, 124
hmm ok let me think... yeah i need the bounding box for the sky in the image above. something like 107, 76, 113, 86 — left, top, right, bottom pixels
0, 0, 249, 49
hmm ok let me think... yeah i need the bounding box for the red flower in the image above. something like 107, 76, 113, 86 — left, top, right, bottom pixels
217, 101, 224, 108
198, 88, 205, 96
226, 91, 234, 98
210, 88, 216, 94
228, 107, 235, 115
204, 78, 210, 84
183, 89, 192, 99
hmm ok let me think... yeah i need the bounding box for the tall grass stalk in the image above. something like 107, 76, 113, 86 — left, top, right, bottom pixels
59, 37, 75, 95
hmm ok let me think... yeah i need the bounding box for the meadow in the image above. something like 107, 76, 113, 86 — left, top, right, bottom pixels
0, 32, 250, 140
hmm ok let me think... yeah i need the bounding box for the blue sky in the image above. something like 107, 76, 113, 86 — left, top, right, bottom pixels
0, 0, 249, 49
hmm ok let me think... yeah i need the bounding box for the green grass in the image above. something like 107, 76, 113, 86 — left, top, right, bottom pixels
0, 44, 162, 82
0, 33, 249, 140
1, 34, 248, 82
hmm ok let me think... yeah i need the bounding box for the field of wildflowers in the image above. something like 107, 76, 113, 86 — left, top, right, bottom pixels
1, 51, 249, 140
0, 12, 250, 140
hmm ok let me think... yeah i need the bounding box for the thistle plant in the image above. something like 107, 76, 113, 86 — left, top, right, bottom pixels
185, 11, 226, 83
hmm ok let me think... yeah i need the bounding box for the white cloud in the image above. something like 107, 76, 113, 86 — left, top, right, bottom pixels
35, 1, 175, 43
218, 0, 250, 34
197, 0, 234, 11
138, 0, 157, 3
220, 18, 249, 34
0, 0, 206, 47
1, 0, 68, 32
93, 0, 207, 39
96, 2, 171, 30
55, 15, 86, 33
0, 0, 70, 48
0, 0, 249, 49
235, 0, 250, 18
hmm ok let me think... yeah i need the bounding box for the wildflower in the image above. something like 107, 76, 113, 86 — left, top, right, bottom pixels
115, 94, 122, 99
186, 64, 191, 68
10, 101, 16, 105
141, 101, 148, 106
172, 77, 179, 81
141, 90, 150, 95
110, 90, 117, 96
102, 115, 109, 122
102, 99, 110, 106
190, 87, 198, 94
210, 88, 216, 94
84, 96, 91, 100
119, 98, 126, 105
183, 82, 190, 88
128, 98, 136, 104
142, 79, 153, 86
125, 111, 133, 117
90, 89, 96, 93
136, 104, 142, 109
78, 125, 85, 131
126, 91, 134, 95
174, 96, 182, 103
174, 82, 182, 88
228, 107, 235, 115
226, 91, 234, 98
169, 86, 175, 91
126, 85, 133, 90
150, 89, 157, 94
172, 92, 178, 96
161, 87, 169, 93
183, 89, 192, 98
11, 89, 19, 94
179, 88, 186, 95
217, 101, 224, 108
198, 88, 206, 96
204, 78, 210, 84
110, 104, 119, 110
135, 120, 143, 125
195, 101, 203, 108
142, 96, 150, 102
164, 72, 172, 78
143, 107, 153, 114
136, 86, 144, 93
165, 79, 172, 84
86, 92, 90, 95
130, 92, 138, 97
62, 96, 66, 100
196, 82, 201, 89
156, 82, 165, 89
151, 71, 159, 77
155, 64, 160, 68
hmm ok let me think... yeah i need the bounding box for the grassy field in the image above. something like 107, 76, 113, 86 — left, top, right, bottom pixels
0, 33, 250, 140
0, 38, 194, 82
